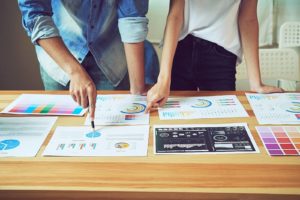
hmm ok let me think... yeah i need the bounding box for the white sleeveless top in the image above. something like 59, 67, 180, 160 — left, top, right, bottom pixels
180, 0, 242, 62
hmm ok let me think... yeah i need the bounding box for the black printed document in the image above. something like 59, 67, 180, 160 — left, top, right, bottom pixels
154, 123, 259, 155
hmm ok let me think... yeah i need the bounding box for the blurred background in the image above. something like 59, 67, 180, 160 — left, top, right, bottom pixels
0, 0, 299, 90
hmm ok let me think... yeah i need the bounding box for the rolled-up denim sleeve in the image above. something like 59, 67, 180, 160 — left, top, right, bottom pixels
117, 0, 149, 43
18, 0, 60, 45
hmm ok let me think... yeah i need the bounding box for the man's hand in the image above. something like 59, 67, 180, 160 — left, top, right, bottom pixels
69, 68, 97, 119
37, 37, 97, 118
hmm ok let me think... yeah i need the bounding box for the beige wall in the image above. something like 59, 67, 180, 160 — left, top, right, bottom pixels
0, 0, 43, 90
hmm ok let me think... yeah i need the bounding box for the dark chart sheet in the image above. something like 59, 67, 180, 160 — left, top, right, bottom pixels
154, 124, 259, 154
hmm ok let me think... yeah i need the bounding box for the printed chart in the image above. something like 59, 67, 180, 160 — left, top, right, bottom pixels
85, 95, 149, 125
0, 117, 57, 157
153, 123, 259, 154
159, 95, 248, 120
43, 125, 150, 157
1, 94, 85, 116
246, 93, 300, 124
0, 139, 20, 150
256, 126, 300, 156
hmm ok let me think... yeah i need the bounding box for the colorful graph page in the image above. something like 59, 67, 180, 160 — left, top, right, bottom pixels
154, 123, 259, 155
256, 126, 300, 156
84, 94, 149, 125
158, 95, 248, 120
43, 125, 150, 157
1, 94, 86, 116
0, 117, 57, 157
246, 93, 300, 124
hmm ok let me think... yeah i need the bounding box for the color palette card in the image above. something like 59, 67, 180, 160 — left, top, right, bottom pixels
158, 95, 248, 120
0, 117, 57, 157
1, 94, 86, 116
256, 126, 300, 156
84, 94, 149, 125
246, 93, 300, 124
154, 123, 259, 155
43, 125, 149, 157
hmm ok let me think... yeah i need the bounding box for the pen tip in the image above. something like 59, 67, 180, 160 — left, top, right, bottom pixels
91, 121, 95, 133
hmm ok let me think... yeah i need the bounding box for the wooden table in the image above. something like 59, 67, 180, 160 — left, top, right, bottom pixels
0, 91, 299, 200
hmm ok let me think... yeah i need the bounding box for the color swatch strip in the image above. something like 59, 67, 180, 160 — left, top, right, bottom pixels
256, 126, 300, 156
9, 104, 83, 115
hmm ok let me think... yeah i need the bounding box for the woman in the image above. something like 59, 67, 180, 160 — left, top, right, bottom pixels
146, 0, 283, 111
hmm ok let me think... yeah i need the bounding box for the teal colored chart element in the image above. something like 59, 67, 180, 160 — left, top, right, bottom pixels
286, 102, 300, 113
120, 103, 146, 114
191, 99, 212, 108
0, 139, 20, 150
86, 131, 101, 138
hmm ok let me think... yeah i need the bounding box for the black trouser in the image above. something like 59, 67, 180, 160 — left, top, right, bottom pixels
171, 35, 237, 91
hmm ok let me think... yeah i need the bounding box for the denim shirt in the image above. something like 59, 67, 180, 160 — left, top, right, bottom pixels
18, 0, 157, 86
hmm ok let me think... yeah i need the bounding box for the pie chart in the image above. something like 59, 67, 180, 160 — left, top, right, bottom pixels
0, 139, 20, 150
86, 131, 101, 138
191, 99, 212, 108
286, 102, 300, 113
120, 103, 146, 114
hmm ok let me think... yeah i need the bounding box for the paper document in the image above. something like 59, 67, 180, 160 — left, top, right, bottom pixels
85, 94, 149, 125
158, 95, 248, 120
0, 117, 57, 157
1, 94, 86, 116
256, 126, 300, 156
43, 125, 149, 157
246, 93, 300, 124
154, 123, 259, 155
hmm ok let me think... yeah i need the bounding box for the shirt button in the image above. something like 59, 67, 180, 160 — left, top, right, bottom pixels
93, 4, 97, 8
89, 42, 92, 46
91, 25, 94, 29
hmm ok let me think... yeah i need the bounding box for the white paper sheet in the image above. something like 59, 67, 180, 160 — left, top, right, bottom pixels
0, 117, 57, 157
1, 94, 86, 116
153, 123, 259, 155
85, 94, 149, 125
158, 95, 248, 120
43, 125, 150, 157
246, 93, 300, 124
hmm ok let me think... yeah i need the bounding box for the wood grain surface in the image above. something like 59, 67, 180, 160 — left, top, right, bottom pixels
0, 90, 299, 200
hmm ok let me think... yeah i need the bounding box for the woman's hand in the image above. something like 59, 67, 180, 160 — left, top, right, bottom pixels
145, 77, 171, 113
251, 83, 284, 93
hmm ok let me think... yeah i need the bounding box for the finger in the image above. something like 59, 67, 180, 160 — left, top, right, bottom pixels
145, 97, 158, 113
152, 103, 159, 108
80, 89, 88, 108
158, 97, 168, 107
147, 107, 157, 112
70, 88, 77, 103
71, 93, 77, 103
266, 86, 284, 94
75, 91, 81, 107
276, 87, 284, 93
145, 101, 154, 113
145, 96, 162, 113
87, 87, 96, 120
148, 103, 159, 112
145, 92, 154, 113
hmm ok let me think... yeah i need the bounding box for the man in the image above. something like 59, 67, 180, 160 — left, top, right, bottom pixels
18, 0, 159, 119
